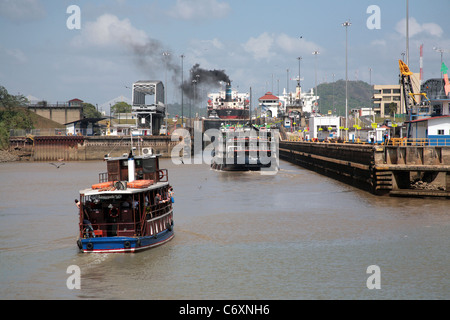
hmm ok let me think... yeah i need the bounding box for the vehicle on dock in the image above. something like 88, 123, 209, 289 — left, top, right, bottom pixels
76, 150, 174, 253
211, 124, 277, 172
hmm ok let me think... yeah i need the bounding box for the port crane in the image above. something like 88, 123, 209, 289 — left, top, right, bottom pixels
399, 59, 431, 138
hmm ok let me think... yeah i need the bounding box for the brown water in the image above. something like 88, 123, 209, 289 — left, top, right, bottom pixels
0, 159, 448, 299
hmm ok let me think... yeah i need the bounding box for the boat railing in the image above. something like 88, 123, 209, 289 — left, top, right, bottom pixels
390, 138, 450, 146
99, 171, 168, 184
80, 221, 136, 238
140, 201, 173, 236
80, 200, 173, 239
143, 209, 173, 237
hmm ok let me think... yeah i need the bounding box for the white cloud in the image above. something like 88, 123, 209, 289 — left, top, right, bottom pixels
396, 17, 443, 38
243, 32, 275, 61
6, 48, 28, 63
370, 39, 387, 47
243, 32, 322, 61
276, 33, 322, 55
169, 0, 230, 20
0, 46, 28, 64
0, 0, 45, 22
71, 14, 149, 48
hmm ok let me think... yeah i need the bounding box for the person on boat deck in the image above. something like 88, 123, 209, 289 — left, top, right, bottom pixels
154, 193, 167, 205
75, 199, 95, 238
107, 204, 119, 236
168, 187, 174, 203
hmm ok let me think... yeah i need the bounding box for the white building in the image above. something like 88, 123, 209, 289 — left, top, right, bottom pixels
309, 115, 340, 140
259, 92, 280, 118
65, 118, 105, 136
407, 115, 450, 145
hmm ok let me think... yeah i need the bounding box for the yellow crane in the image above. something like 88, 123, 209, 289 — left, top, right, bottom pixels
399, 59, 431, 137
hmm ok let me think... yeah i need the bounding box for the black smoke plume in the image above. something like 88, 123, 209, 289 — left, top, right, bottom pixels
130, 39, 180, 82
181, 64, 231, 100
129, 38, 231, 101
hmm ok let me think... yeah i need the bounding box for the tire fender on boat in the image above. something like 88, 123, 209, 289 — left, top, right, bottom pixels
86, 242, 94, 250
124, 241, 131, 249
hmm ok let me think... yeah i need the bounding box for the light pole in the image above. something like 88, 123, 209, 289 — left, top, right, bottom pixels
192, 76, 199, 124
195, 74, 200, 119
312, 50, 320, 113
180, 54, 185, 128
191, 80, 196, 124
286, 69, 289, 94
406, 0, 409, 66
342, 20, 351, 140
297, 56, 302, 89
163, 51, 170, 131
332, 73, 335, 112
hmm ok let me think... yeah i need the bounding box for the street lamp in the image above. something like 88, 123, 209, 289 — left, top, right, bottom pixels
297, 56, 302, 88
406, 0, 409, 66
312, 50, 320, 113
163, 51, 170, 131
180, 54, 185, 128
191, 75, 199, 123
191, 80, 196, 123
342, 20, 351, 140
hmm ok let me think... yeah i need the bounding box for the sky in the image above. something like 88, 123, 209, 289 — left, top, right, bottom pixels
0, 0, 449, 114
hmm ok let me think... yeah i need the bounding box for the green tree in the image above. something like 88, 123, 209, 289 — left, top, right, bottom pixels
111, 101, 132, 114
0, 86, 28, 110
0, 86, 33, 149
82, 102, 102, 118
387, 102, 398, 116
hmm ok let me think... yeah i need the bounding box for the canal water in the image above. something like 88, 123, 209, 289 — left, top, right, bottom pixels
0, 159, 448, 299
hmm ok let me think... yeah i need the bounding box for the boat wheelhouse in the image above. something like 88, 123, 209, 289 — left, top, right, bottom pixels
77, 151, 174, 253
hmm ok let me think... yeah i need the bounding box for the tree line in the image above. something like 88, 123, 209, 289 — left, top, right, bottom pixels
0, 86, 33, 149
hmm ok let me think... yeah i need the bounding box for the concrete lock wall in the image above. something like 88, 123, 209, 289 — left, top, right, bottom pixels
30, 136, 177, 161
280, 141, 450, 197
30, 107, 83, 125
280, 141, 375, 193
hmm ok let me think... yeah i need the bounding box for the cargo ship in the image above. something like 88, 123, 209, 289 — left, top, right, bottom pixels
76, 149, 174, 253
207, 83, 250, 119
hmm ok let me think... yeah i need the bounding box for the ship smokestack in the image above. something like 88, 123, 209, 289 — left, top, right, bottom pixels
128, 152, 135, 182
225, 83, 232, 102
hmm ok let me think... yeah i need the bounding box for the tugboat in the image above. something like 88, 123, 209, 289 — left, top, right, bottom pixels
211, 123, 277, 172
76, 149, 174, 253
